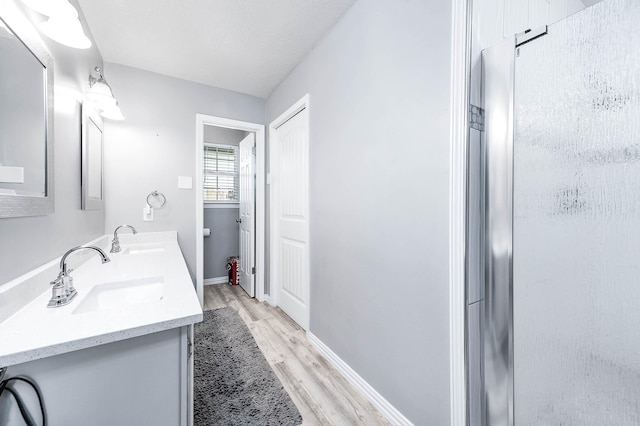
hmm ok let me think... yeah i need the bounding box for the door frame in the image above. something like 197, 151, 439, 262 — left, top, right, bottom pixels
195, 114, 266, 304
449, 1, 471, 425
268, 94, 310, 330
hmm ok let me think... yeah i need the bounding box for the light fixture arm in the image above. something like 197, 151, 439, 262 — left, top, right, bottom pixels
89, 66, 108, 87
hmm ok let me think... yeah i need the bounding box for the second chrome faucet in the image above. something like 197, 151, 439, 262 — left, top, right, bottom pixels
110, 225, 138, 253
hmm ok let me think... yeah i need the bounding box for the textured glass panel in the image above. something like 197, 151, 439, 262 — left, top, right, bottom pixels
513, 0, 640, 424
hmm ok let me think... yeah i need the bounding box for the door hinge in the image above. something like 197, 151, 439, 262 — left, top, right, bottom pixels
251, 266, 256, 275
187, 337, 193, 358
470, 104, 484, 132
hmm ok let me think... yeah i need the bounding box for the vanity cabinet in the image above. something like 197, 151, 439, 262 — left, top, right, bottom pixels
1, 327, 191, 426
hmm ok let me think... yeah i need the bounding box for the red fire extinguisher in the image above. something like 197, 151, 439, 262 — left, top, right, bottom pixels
226, 256, 239, 286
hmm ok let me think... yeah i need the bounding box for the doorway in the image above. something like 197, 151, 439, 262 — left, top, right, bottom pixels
482, 0, 640, 424
195, 114, 265, 305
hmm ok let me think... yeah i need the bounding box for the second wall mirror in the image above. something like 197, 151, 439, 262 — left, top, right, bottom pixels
81, 105, 104, 210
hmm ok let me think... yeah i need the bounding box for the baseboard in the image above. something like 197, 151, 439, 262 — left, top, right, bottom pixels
204, 276, 228, 285
262, 294, 271, 304
306, 332, 414, 426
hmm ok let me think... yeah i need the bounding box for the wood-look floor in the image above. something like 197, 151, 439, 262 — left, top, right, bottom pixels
202, 284, 391, 426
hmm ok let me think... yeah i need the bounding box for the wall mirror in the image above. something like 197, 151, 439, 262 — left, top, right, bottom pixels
81, 105, 103, 210
0, 7, 54, 218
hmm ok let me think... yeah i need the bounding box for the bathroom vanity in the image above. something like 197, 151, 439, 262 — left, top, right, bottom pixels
0, 232, 202, 426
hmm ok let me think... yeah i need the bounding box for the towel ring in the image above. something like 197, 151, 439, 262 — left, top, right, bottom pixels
146, 191, 166, 209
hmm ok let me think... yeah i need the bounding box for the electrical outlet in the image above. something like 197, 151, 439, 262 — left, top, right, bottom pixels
143, 205, 154, 222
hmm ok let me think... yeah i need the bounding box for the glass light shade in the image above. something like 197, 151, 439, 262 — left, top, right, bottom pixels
86, 81, 115, 108
100, 102, 124, 121
40, 12, 91, 49
39, 0, 91, 49
20, 0, 71, 17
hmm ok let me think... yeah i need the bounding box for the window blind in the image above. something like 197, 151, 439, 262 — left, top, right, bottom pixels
203, 144, 239, 202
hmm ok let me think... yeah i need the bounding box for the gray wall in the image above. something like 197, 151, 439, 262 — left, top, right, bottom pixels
102, 63, 265, 281
265, 0, 452, 423
0, 0, 105, 285
203, 208, 239, 279
203, 125, 247, 146
203, 125, 246, 280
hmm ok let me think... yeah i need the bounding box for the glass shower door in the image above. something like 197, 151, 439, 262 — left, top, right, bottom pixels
513, 0, 640, 423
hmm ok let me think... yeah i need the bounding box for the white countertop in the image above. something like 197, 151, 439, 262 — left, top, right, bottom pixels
0, 232, 203, 366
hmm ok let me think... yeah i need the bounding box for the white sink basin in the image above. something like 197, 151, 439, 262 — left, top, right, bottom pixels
121, 245, 165, 255
72, 277, 164, 315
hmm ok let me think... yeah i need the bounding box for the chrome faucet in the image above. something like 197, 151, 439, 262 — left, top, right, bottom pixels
48, 246, 110, 308
110, 224, 138, 253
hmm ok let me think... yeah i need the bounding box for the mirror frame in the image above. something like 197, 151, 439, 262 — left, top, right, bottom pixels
0, 4, 54, 218
81, 104, 104, 210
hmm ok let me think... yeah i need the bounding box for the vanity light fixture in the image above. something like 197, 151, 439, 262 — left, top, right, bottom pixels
87, 66, 124, 121
87, 67, 115, 105
21, 0, 91, 49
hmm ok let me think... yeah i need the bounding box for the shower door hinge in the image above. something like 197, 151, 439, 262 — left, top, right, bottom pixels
187, 337, 193, 359
516, 25, 548, 47
252, 266, 256, 275
469, 104, 484, 132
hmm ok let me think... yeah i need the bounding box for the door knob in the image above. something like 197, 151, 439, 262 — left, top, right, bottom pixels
236, 219, 242, 224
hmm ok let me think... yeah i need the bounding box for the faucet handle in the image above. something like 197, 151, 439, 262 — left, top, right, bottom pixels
57, 268, 72, 277
51, 270, 64, 283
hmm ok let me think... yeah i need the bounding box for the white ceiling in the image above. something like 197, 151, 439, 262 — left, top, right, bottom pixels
76, 0, 357, 98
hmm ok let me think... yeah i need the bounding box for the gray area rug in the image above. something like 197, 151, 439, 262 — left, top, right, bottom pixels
194, 307, 303, 426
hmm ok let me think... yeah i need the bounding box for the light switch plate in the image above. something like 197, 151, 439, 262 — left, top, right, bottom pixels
178, 176, 193, 189
0, 166, 24, 183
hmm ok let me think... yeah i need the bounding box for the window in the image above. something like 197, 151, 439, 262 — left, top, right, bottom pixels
203, 144, 239, 202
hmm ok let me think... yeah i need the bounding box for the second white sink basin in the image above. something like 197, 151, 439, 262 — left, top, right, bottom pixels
72, 276, 164, 315
121, 245, 165, 255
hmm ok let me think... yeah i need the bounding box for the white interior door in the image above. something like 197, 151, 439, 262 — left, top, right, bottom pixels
272, 107, 309, 330
239, 133, 255, 297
